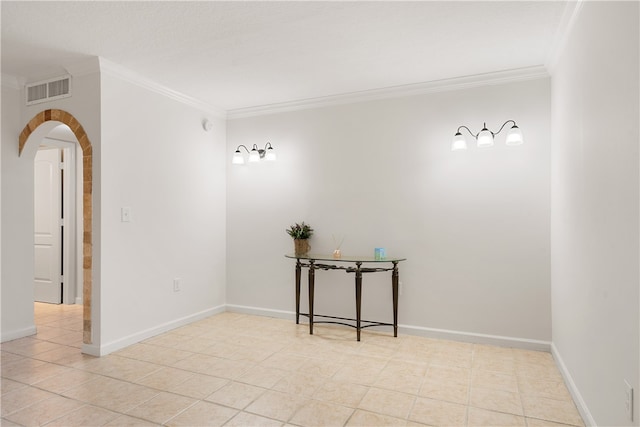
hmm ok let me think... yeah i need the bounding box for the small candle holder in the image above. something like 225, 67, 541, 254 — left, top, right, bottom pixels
332, 234, 345, 259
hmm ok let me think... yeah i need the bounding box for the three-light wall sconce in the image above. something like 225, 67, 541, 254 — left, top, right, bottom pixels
452, 120, 523, 151
232, 142, 276, 165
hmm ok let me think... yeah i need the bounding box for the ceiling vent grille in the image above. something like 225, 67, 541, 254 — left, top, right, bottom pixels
26, 75, 72, 105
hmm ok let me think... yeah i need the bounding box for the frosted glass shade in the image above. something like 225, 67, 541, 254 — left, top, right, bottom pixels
505, 125, 524, 146
477, 128, 494, 148
232, 150, 245, 165
451, 133, 467, 151
249, 148, 260, 162
265, 146, 277, 161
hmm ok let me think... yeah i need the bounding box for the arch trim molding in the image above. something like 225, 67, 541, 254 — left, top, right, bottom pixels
19, 109, 93, 344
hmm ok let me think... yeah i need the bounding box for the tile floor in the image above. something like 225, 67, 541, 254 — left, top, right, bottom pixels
1, 303, 585, 426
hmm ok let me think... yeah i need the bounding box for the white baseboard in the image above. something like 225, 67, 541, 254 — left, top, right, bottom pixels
225, 304, 296, 321
91, 304, 226, 356
1, 325, 37, 343
551, 343, 596, 426
75, 297, 82, 305
225, 304, 551, 351
399, 324, 551, 351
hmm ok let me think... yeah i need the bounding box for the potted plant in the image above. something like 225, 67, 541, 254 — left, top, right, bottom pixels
286, 222, 314, 256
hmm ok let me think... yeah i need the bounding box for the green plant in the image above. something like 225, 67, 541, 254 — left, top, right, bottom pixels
286, 222, 314, 239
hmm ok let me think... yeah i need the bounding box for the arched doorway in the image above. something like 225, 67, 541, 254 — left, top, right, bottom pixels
19, 109, 93, 345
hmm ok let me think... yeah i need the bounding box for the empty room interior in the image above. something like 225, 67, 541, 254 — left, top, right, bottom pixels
1, 1, 639, 426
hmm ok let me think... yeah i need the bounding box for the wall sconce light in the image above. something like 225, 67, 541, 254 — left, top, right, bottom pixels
452, 120, 523, 151
232, 142, 276, 165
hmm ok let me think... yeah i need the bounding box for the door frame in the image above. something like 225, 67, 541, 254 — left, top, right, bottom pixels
37, 139, 79, 305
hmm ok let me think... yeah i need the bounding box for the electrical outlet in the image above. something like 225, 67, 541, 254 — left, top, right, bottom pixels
173, 278, 181, 292
625, 380, 634, 421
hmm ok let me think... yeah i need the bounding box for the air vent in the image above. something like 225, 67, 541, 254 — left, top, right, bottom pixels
25, 75, 71, 105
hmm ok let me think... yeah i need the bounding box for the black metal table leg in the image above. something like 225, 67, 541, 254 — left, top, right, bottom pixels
355, 261, 362, 341
309, 259, 315, 335
295, 259, 301, 324
392, 261, 399, 337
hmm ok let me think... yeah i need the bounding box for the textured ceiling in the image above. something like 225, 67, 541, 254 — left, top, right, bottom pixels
2, 1, 567, 112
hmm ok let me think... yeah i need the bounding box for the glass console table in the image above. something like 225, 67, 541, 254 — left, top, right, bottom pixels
285, 254, 407, 341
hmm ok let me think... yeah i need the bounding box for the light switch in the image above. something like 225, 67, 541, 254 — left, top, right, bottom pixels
121, 207, 132, 222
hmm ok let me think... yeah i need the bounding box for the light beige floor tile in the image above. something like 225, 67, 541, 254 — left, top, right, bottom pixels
116, 343, 194, 366
32, 368, 100, 394
1, 339, 68, 357
374, 372, 423, 394
45, 404, 121, 427
426, 364, 471, 385
1, 351, 25, 367
526, 417, 583, 426
2, 358, 72, 384
171, 352, 221, 373
245, 390, 309, 422
379, 360, 427, 377
1, 386, 56, 417
166, 400, 237, 426
521, 395, 585, 426
518, 376, 572, 401
358, 387, 415, 419
471, 369, 519, 393
346, 409, 406, 426
134, 367, 195, 391
261, 352, 309, 371
419, 378, 469, 405
273, 371, 327, 397
32, 346, 82, 364
166, 373, 228, 399
333, 364, 383, 386
127, 392, 197, 424
104, 414, 163, 426
1, 378, 26, 395
225, 411, 283, 426
409, 397, 467, 426
205, 381, 266, 409
142, 332, 191, 348
4, 395, 84, 426
313, 379, 369, 408
81, 355, 162, 382
472, 356, 516, 374
9, 304, 584, 427
236, 365, 287, 388
469, 386, 523, 415
296, 357, 343, 377
467, 406, 526, 426
1, 418, 23, 426
290, 399, 354, 427
62, 376, 159, 413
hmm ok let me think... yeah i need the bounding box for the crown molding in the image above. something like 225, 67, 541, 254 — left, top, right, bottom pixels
1, 73, 23, 90
65, 57, 101, 77
545, 0, 584, 73
227, 65, 550, 120
98, 57, 226, 119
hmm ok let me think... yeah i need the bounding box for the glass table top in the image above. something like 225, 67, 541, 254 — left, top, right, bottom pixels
285, 254, 406, 263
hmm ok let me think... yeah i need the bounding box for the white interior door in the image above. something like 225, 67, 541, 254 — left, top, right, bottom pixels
34, 147, 62, 304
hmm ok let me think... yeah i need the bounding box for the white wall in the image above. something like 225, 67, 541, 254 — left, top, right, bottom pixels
98, 71, 227, 353
227, 77, 551, 345
550, 2, 640, 426
1, 82, 35, 340
1, 70, 102, 343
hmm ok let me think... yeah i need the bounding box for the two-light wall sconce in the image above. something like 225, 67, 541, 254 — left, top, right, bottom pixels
232, 142, 276, 165
452, 120, 524, 151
